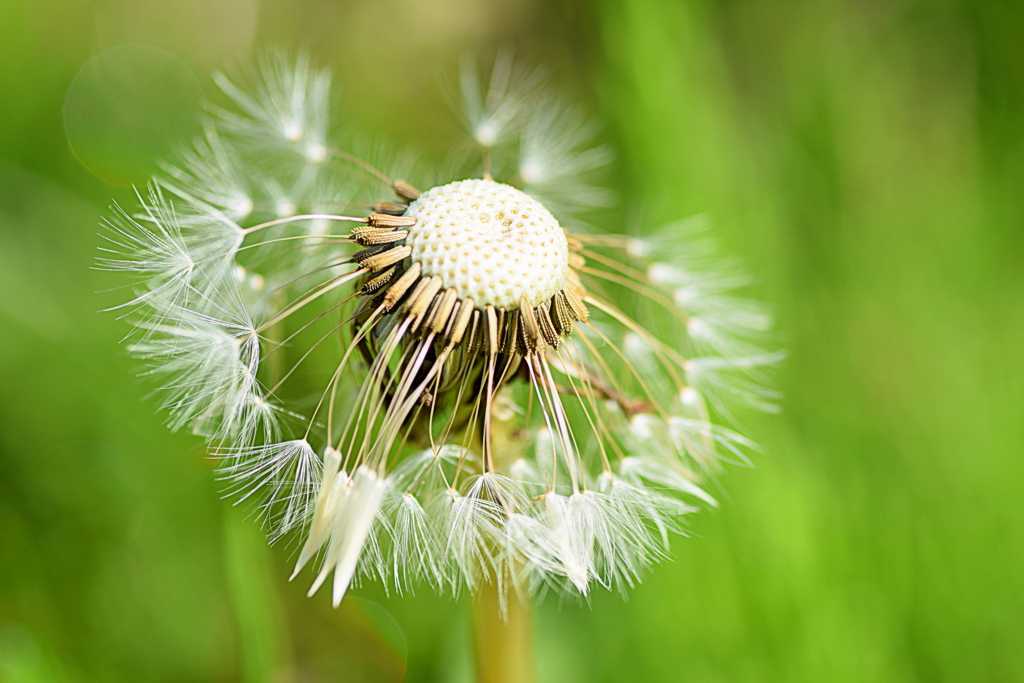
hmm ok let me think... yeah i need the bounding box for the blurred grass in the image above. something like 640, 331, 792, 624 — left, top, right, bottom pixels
2, 0, 1023, 681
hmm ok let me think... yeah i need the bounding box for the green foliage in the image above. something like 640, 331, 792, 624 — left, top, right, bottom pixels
2, 0, 1022, 680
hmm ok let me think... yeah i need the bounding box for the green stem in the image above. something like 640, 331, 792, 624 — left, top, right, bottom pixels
471, 388, 533, 683
473, 581, 533, 683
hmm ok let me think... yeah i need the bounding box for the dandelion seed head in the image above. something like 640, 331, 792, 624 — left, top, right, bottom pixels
100, 51, 780, 608
404, 179, 569, 310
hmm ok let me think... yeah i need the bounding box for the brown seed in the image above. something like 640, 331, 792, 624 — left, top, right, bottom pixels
536, 302, 560, 348
516, 314, 534, 356
428, 288, 459, 335
563, 286, 589, 323
518, 296, 543, 354
552, 291, 575, 334
485, 306, 499, 356
356, 229, 408, 246
401, 278, 431, 316
350, 225, 393, 242
566, 268, 588, 300
359, 245, 412, 272
466, 310, 483, 353
405, 276, 443, 330
447, 298, 475, 345
501, 310, 520, 355
393, 179, 421, 202
368, 213, 417, 228
374, 200, 408, 215
382, 262, 422, 310
360, 265, 398, 294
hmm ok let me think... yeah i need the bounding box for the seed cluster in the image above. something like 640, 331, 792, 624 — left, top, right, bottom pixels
404, 179, 570, 311
349, 178, 589, 357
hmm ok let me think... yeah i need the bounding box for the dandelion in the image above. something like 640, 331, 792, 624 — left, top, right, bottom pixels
101, 52, 780, 680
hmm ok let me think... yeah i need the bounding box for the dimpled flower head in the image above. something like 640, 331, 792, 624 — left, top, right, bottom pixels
101, 52, 781, 608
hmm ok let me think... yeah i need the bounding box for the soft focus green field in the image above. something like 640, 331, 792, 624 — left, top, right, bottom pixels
2, 0, 1022, 681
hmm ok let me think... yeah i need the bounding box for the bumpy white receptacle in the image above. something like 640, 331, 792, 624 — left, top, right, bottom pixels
403, 179, 569, 310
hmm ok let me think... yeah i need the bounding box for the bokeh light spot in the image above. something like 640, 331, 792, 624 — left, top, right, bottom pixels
64, 45, 202, 186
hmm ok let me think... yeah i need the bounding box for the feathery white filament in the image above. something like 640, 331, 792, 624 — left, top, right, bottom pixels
460, 52, 539, 148
618, 457, 717, 507
219, 439, 322, 539
160, 131, 254, 222
385, 492, 444, 592
213, 52, 330, 152
518, 100, 612, 212
129, 297, 261, 438
543, 492, 592, 593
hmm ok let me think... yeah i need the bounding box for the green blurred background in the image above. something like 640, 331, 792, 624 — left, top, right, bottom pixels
2, 0, 1023, 680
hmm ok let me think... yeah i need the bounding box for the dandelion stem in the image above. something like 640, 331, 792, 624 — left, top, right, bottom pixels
473, 580, 532, 683
471, 387, 533, 683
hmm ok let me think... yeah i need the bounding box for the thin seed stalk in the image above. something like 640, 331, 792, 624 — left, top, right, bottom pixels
472, 388, 533, 683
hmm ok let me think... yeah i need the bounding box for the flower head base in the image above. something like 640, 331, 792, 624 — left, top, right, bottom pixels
403, 179, 569, 310
101, 53, 780, 610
